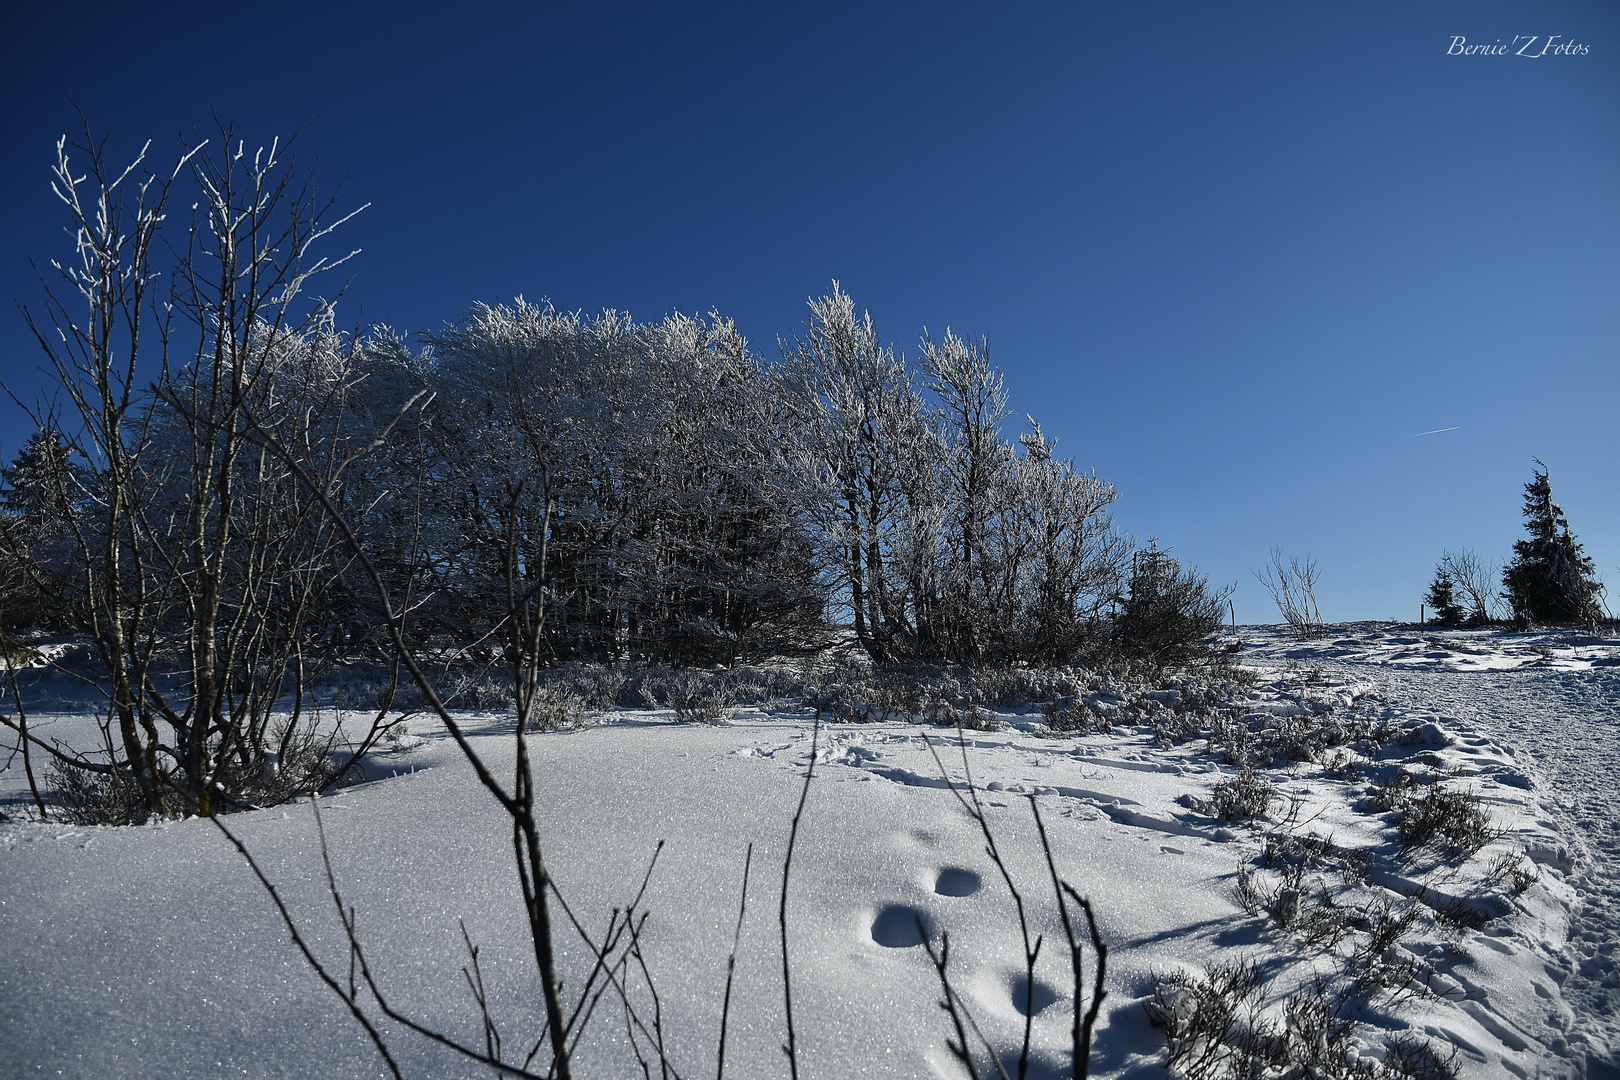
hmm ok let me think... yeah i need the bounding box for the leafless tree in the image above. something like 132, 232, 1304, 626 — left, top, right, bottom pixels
6, 117, 398, 818
1439, 548, 1503, 625
1254, 547, 1323, 639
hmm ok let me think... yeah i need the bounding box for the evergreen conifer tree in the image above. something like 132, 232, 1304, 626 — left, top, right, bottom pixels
1423, 566, 1466, 627
1113, 539, 1230, 664
0, 429, 77, 631
1501, 461, 1603, 626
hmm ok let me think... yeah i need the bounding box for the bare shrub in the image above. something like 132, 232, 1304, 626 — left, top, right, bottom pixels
667, 671, 734, 724
1399, 785, 1498, 858
529, 687, 590, 731
1148, 959, 1278, 1079
1150, 953, 1458, 1080
1426, 891, 1489, 932
1370, 767, 1422, 813
1383, 1033, 1460, 1080
1255, 547, 1323, 639
1438, 548, 1503, 625
1373, 769, 1498, 859
49, 764, 165, 826
544, 662, 630, 711
1189, 767, 1274, 821
444, 673, 517, 711
1486, 851, 1539, 895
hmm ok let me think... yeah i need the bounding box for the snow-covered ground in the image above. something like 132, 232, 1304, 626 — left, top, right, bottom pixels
1240, 623, 1620, 1077
1, 625, 1615, 1079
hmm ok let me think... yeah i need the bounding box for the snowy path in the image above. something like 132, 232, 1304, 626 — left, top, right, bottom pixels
1374, 667, 1620, 1070
1244, 624, 1620, 1075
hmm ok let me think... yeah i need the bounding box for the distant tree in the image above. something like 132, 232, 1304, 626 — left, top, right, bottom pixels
1254, 548, 1322, 639
0, 429, 78, 631
1437, 548, 1501, 625
1423, 566, 1466, 627
1501, 461, 1603, 627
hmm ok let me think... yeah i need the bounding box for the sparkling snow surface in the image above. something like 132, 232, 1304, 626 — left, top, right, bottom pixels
1, 625, 1616, 1079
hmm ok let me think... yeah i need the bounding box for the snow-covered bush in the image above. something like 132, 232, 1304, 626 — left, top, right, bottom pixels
528, 687, 590, 731
666, 671, 733, 724
1189, 767, 1274, 821
1368, 767, 1498, 859
1149, 950, 1461, 1079
542, 661, 630, 711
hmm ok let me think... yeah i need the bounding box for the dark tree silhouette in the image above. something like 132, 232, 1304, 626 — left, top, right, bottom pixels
1501, 461, 1603, 626
1423, 566, 1466, 627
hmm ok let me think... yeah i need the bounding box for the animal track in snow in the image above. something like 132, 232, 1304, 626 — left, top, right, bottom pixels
933, 867, 981, 897
870, 904, 934, 948
1010, 974, 1060, 1016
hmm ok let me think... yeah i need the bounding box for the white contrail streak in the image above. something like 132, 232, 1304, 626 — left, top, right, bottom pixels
1407, 426, 1461, 437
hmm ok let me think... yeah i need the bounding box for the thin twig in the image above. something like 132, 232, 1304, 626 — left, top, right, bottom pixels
924, 729, 1040, 1080
1065, 884, 1108, 1075
210, 813, 405, 1080
779, 714, 820, 1079
919, 925, 1013, 1080
919, 926, 983, 1080
1030, 795, 1108, 1080
717, 842, 754, 1080
3, 658, 49, 819
461, 918, 503, 1065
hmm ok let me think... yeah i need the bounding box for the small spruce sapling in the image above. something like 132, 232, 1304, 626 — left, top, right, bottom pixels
1423, 567, 1466, 628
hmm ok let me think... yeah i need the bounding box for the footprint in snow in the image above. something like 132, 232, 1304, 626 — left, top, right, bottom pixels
1010, 974, 1060, 1016
934, 867, 981, 897
870, 904, 934, 948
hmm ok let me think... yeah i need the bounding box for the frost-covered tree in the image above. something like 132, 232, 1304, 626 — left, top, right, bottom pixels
626, 312, 824, 663
1004, 422, 1130, 663
787, 283, 935, 664
15, 119, 384, 819
428, 301, 824, 667
919, 330, 1013, 661
1501, 462, 1603, 626
789, 285, 1132, 667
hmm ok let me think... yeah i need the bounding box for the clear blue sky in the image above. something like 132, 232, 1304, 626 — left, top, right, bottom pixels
2, 1, 1615, 623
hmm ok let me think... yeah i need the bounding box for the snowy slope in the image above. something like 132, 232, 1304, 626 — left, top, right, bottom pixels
1241, 622, 1620, 1075
1, 629, 1614, 1079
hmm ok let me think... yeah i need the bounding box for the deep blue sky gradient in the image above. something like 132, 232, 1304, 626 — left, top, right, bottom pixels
2, 1, 1615, 622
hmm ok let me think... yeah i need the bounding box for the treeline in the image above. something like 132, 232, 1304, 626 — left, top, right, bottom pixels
0, 126, 1232, 818
1423, 461, 1608, 629
2, 287, 1229, 672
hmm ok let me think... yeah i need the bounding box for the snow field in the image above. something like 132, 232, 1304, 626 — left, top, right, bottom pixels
1, 630, 1613, 1078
